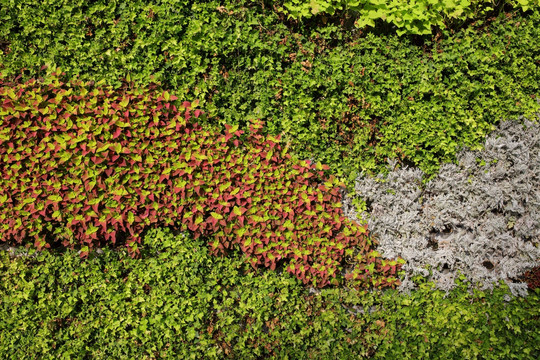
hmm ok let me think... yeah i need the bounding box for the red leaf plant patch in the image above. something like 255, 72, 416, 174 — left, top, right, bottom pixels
0, 70, 403, 289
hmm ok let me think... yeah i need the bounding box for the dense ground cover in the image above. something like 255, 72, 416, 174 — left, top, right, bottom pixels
344, 118, 540, 295
1, 0, 540, 358
1, 229, 538, 359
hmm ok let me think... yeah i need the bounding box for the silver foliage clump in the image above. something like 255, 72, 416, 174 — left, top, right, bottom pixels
343, 118, 540, 296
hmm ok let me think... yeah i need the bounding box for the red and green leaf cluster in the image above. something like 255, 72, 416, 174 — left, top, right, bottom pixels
0, 70, 403, 288
520, 266, 540, 290
345, 251, 406, 289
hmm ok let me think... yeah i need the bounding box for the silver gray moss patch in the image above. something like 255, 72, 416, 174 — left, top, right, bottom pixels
343, 118, 540, 296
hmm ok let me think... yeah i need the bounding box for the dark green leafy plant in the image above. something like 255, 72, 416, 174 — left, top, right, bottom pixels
1, 2, 538, 186
364, 276, 540, 359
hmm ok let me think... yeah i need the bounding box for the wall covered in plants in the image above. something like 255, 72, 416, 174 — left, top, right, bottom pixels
1, 0, 539, 358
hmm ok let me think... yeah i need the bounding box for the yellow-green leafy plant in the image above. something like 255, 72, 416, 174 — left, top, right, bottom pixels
279, 0, 538, 35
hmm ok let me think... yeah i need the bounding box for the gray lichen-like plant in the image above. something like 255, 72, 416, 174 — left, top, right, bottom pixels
343, 117, 540, 296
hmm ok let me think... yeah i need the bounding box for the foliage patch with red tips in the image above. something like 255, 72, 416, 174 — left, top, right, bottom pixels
0, 71, 403, 289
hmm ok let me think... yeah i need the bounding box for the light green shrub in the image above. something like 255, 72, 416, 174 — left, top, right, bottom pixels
1, 229, 538, 359
279, 0, 539, 35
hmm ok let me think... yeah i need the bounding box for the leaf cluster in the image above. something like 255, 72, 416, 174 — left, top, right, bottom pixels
1, 2, 538, 186
0, 72, 402, 288
1, 230, 538, 359
520, 265, 540, 290
276, 0, 538, 35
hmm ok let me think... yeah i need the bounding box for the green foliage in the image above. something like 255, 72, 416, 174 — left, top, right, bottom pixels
278, 0, 538, 35
366, 276, 540, 359
1, 2, 538, 185
1, 230, 538, 358
0, 229, 367, 359
0, 4, 538, 355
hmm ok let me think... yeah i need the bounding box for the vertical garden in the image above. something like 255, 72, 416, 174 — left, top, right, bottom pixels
1, 0, 539, 358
